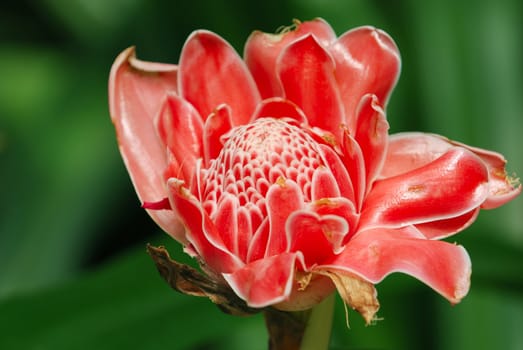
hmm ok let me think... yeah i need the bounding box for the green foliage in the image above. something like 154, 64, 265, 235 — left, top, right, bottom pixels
0, 237, 267, 350
0, 0, 521, 348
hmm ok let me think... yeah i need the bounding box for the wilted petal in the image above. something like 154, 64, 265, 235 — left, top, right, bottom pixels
320, 270, 379, 325
320, 226, 471, 304
361, 148, 489, 229
331, 26, 400, 131
109, 47, 183, 240
278, 35, 344, 137
245, 18, 336, 98
179, 30, 260, 125
223, 252, 298, 308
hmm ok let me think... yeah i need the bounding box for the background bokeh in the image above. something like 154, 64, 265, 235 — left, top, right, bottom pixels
1, 0, 522, 349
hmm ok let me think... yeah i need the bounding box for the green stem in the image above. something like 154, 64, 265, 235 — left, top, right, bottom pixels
300, 293, 335, 350
264, 294, 336, 350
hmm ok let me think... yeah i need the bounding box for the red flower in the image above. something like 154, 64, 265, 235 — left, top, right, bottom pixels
109, 19, 520, 323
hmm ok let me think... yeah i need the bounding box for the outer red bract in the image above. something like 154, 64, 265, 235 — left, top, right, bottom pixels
109, 19, 521, 323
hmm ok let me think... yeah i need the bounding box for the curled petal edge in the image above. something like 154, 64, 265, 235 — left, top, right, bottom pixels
223, 252, 299, 308
244, 18, 336, 98
384, 132, 521, 209
318, 227, 472, 305
361, 147, 489, 229
167, 178, 244, 273
179, 30, 260, 126
108, 47, 184, 241
277, 34, 345, 139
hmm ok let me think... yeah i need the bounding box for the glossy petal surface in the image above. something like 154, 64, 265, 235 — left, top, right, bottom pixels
156, 94, 203, 182
331, 26, 400, 130
223, 253, 298, 307
179, 31, 260, 125
361, 148, 489, 229
322, 226, 471, 304
109, 47, 184, 240
245, 18, 336, 98
203, 104, 233, 165
278, 35, 344, 136
384, 132, 521, 208
109, 19, 519, 318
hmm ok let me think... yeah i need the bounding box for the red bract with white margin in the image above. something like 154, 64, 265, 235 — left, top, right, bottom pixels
109, 19, 521, 323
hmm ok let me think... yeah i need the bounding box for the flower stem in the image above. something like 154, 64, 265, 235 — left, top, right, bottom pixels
264, 294, 335, 350
300, 293, 335, 350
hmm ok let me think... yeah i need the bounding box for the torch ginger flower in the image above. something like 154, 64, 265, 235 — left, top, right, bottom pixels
109, 19, 520, 324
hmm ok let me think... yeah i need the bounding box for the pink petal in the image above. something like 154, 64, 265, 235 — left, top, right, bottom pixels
340, 131, 366, 211
179, 30, 260, 125
236, 206, 253, 262
415, 208, 479, 240
223, 252, 298, 308
246, 218, 270, 263
252, 97, 308, 124
213, 193, 254, 262
354, 94, 389, 189
381, 132, 457, 178
265, 179, 304, 256
444, 138, 522, 209
213, 193, 239, 257
278, 34, 344, 137
288, 210, 348, 268
308, 198, 359, 243
320, 226, 471, 304
108, 47, 183, 240
245, 18, 336, 98
156, 94, 203, 183
167, 179, 243, 273
331, 26, 400, 131
318, 144, 355, 202
311, 167, 341, 200
142, 197, 171, 210
361, 147, 489, 229
384, 132, 521, 208
203, 104, 232, 166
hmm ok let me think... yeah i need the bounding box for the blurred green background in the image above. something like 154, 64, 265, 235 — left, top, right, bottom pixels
1, 0, 522, 349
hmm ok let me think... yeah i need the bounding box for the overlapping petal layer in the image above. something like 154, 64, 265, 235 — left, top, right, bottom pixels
179, 31, 261, 125
331, 26, 401, 130
321, 226, 471, 304
109, 19, 520, 322
109, 47, 184, 241
361, 147, 489, 229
